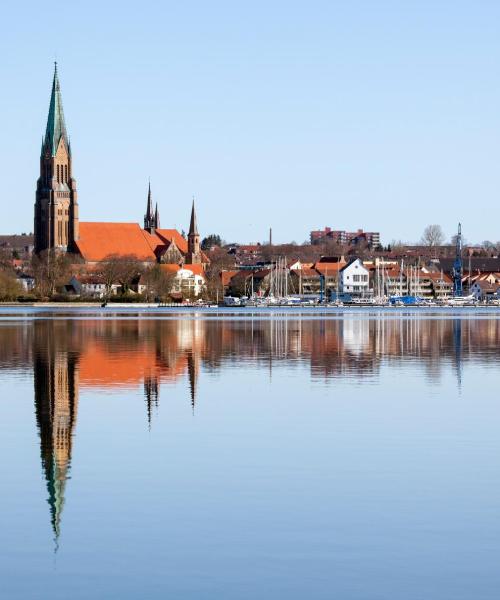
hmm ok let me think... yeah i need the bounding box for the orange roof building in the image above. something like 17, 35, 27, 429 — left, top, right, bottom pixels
71, 187, 208, 269
75, 222, 158, 262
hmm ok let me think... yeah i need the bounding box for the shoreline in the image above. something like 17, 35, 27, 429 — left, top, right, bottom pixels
0, 301, 499, 309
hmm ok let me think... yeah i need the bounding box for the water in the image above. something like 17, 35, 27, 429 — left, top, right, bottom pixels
1, 309, 499, 599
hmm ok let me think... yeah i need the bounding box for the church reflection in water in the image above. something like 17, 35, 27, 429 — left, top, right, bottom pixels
1, 315, 500, 545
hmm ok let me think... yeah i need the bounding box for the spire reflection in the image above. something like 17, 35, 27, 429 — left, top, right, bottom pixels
33, 322, 79, 549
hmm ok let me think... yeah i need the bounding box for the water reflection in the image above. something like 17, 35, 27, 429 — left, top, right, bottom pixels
33, 323, 78, 548
1, 315, 500, 548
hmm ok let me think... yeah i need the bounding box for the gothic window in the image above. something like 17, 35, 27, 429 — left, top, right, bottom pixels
65, 165, 68, 182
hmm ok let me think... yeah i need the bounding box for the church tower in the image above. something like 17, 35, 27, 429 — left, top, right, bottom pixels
34, 63, 79, 254
185, 199, 201, 264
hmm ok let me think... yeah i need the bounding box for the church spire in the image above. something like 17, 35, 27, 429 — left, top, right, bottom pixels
154, 203, 160, 229
44, 62, 69, 157
189, 198, 199, 236
35, 63, 79, 254
186, 197, 201, 264
144, 181, 155, 231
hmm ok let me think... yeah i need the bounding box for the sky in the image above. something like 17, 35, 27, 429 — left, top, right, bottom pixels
0, 0, 499, 245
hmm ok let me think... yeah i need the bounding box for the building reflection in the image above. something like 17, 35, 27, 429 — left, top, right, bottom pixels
33, 322, 79, 548
1, 314, 500, 546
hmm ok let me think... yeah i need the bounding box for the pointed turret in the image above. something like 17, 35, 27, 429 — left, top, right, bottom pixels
144, 181, 156, 231
186, 198, 201, 264
44, 62, 69, 157
189, 198, 199, 236
154, 203, 160, 229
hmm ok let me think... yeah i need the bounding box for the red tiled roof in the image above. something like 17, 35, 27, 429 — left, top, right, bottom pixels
314, 262, 346, 275
75, 223, 194, 264
75, 223, 158, 262
473, 280, 497, 291
221, 270, 239, 286
426, 272, 453, 284
159, 263, 205, 278
294, 268, 321, 278
182, 264, 206, 278
155, 229, 188, 254
252, 269, 271, 278
160, 264, 181, 274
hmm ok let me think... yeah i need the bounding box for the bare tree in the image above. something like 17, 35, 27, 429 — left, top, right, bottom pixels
99, 255, 144, 297
421, 225, 445, 247
142, 264, 176, 301
203, 248, 236, 301
31, 250, 71, 298
389, 240, 406, 253
0, 248, 13, 270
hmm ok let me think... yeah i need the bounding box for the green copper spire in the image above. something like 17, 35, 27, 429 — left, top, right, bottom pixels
44, 62, 69, 157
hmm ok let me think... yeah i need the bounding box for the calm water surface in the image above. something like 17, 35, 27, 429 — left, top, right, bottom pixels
1, 309, 499, 599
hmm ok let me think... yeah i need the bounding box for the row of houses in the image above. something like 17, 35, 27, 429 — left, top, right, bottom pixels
65, 264, 206, 299
222, 258, 371, 298
221, 256, 500, 301
10, 262, 206, 300
8, 248, 500, 302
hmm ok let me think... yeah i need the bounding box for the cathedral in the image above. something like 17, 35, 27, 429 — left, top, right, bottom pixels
34, 64, 206, 267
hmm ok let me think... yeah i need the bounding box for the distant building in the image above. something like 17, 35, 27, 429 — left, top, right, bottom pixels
339, 259, 370, 297
470, 280, 499, 301
310, 227, 380, 248
0, 234, 34, 258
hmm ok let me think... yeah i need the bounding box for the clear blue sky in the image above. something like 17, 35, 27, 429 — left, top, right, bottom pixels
1, 1, 499, 245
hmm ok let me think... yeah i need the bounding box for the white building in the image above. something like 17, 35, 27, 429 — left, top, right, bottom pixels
339, 258, 370, 297
68, 275, 116, 298
470, 280, 499, 301
16, 273, 35, 292
160, 265, 206, 297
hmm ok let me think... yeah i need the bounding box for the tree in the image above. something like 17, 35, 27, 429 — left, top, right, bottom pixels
421, 225, 445, 247
0, 270, 22, 301
451, 233, 467, 247
142, 264, 176, 301
31, 250, 71, 297
99, 255, 144, 297
389, 240, 406, 253
0, 248, 12, 269
203, 247, 236, 301
201, 234, 222, 251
